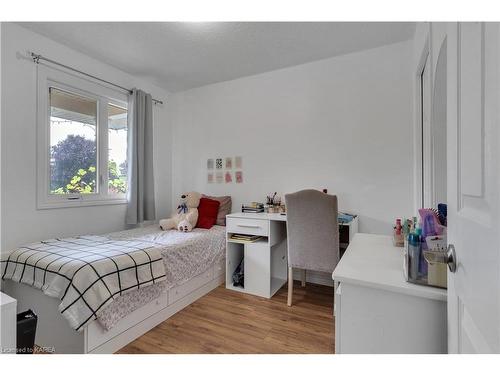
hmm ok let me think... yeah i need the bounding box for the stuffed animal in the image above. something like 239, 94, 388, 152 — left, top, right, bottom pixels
159, 191, 201, 232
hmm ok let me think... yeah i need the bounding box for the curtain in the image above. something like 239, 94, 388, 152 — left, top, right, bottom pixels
126, 89, 156, 225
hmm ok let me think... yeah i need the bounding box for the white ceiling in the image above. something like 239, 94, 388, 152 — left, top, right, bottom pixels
19, 22, 415, 92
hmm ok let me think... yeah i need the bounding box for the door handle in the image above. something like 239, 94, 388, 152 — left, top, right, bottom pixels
447, 244, 457, 273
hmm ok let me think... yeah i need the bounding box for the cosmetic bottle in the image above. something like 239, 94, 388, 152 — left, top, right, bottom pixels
415, 226, 428, 277
408, 231, 421, 281
393, 218, 404, 247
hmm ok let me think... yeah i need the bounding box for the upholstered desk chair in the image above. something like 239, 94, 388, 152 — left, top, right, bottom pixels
284, 189, 339, 306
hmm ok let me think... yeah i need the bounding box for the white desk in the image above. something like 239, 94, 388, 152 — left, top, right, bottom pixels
225, 212, 359, 298
332, 233, 447, 354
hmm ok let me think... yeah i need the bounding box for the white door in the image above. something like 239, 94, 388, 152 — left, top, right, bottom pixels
447, 22, 500, 353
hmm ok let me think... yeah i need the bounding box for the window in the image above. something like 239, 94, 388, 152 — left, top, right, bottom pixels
49, 88, 98, 195
37, 67, 129, 209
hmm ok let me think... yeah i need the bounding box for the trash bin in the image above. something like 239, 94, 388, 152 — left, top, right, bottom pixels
16, 309, 37, 354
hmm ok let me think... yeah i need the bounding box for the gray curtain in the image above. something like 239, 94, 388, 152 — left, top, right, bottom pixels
126, 89, 156, 225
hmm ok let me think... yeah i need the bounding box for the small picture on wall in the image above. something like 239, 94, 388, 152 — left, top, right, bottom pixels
235, 171, 243, 184
216, 158, 223, 169
235, 156, 242, 169
207, 173, 214, 183
207, 159, 214, 170
215, 171, 224, 183
225, 157, 233, 169
225, 171, 232, 183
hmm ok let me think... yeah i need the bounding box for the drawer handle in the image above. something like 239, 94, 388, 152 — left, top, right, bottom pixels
237, 224, 261, 229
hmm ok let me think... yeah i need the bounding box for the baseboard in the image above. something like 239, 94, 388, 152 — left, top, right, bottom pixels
293, 269, 333, 287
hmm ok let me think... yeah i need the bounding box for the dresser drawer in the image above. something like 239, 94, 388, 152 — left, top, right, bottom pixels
227, 217, 269, 236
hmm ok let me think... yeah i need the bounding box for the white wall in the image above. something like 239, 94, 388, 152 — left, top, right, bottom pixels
170, 41, 414, 234
0, 23, 172, 253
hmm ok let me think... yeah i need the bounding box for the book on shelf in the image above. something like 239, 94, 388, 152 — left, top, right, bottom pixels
244, 202, 264, 208
338, 212, 357, 224
241, 202, 264, 213
242, 208, 264, 213
230, 234, 263, 242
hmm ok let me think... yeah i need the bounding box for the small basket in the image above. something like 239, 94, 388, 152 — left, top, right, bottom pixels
423, 251, 447, 289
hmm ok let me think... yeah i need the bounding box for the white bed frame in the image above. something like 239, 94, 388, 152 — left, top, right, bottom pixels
3, 260, 225, 353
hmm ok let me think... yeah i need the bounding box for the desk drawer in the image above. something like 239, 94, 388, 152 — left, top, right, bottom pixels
227, 217, 269, 236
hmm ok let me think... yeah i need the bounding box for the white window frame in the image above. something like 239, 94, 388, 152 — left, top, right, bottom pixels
37, 65, 129, 209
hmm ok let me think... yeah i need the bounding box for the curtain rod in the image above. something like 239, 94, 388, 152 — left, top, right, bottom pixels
30, 52, 164, 105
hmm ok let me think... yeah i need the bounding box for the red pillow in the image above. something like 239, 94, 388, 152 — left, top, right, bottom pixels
196, 198, 221, 229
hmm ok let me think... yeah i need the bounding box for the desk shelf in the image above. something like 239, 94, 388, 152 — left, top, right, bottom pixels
226, 235, 269, 245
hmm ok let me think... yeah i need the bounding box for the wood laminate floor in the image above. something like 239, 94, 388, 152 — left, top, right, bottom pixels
118, 281, 335, 354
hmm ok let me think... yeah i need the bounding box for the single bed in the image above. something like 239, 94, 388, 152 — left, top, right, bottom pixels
2, 225, 226, 353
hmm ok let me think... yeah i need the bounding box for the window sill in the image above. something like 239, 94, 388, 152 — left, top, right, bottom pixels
37, 197, 127, 210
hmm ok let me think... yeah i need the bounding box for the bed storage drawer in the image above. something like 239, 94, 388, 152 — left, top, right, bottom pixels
86, 293, 168, 352
169, 267, 214, 305
214, 260, 225, 278
226, 217, 269, 237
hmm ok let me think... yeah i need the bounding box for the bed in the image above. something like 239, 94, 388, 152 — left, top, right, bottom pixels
1, 225, 226, 353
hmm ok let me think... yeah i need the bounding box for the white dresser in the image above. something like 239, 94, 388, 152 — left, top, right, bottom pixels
225, 212, 360, 296
0, 291, 17, 354
332, 233, 447, 354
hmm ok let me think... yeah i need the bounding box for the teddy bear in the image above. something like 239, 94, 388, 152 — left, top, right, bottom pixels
159, 191, 201, 232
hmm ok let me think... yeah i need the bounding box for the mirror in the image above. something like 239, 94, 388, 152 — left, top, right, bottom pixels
419, 38, 447, 208
430, 39, 447, 206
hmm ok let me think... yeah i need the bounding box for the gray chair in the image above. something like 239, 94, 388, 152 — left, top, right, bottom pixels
284, 189, 339, 306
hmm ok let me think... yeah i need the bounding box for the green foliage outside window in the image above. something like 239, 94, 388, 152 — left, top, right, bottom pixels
50, 135, 127, 195
52, 166, 96, 194
108, 160, 127, 194
51, 163, 126, 194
